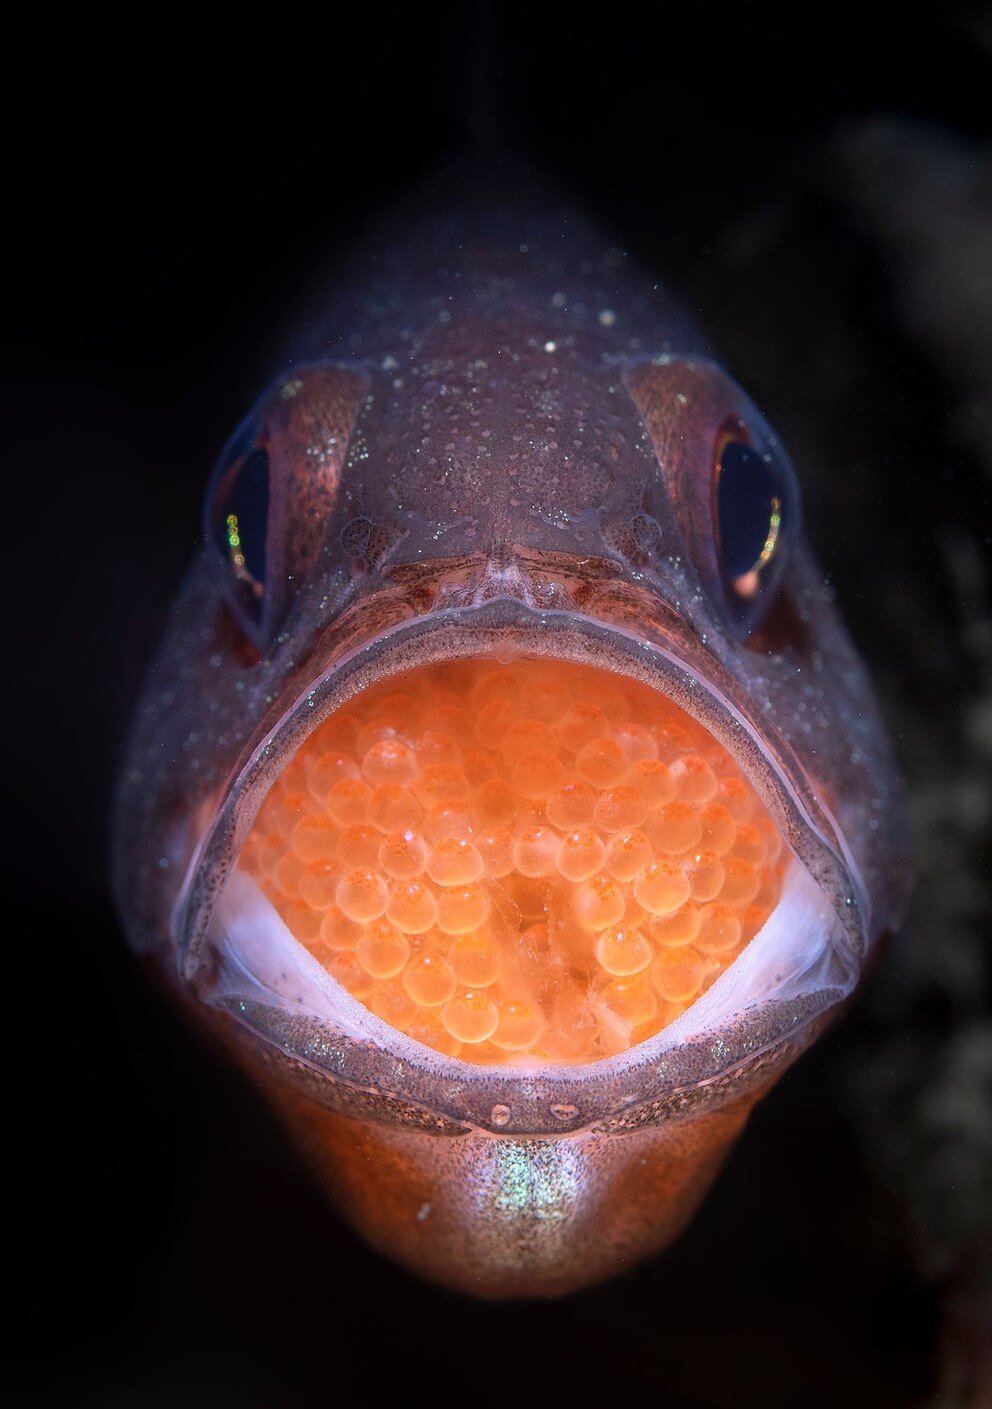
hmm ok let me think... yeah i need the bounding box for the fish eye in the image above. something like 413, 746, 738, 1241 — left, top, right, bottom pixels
713, 425, 799, 636
206, 430, 271, 637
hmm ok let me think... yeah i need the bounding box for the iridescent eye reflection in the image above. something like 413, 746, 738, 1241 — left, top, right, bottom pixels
715, 437, 790, 602
225, 512, 251, 584
209, 444, 270, 616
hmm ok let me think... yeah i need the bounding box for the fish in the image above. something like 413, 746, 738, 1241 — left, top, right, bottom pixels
113, 169, 911, 1298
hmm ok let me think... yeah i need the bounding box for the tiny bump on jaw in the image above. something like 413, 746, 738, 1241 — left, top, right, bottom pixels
239, 658, 787, 1065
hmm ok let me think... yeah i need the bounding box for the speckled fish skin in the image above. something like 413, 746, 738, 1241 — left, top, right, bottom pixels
113, 176, 911, 1297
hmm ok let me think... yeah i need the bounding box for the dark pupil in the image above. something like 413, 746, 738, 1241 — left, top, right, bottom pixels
717, 440, 783, 580
214, 447, 270, 592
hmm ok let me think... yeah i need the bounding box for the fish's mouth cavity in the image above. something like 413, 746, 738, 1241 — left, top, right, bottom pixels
174, 599, 864, 1127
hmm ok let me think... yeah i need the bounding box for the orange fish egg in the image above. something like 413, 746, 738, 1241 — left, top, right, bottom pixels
545, 778, 597, 829
289, 814, 337, 863
650, 901, 702, 948
684, 848, 725, 902
424, 799, 475, 842
633, 860, 691, 916
700, 802, 737, 853
630, 758, 675, 807
361, 738, 418, 788
598, 976, 658, 1028
604, 829, 654, 882
490, 998, 544, 1051
573, 874, 627, 932
556, 828, 607, 882
652, 947, 706, 1004
337, 823, 380, 868
594, 925, 653, 976
733, 822, 768, 866
717, 776, 753, 820
297, 864, 341, 910
671, 755, 718, 804
512, 826, 561, 878
574, 736, 629, 789
441, 989, 499, 1044
377, 828, 428, 879
650, 801, 703, 855
593, 784, 647, 833
461, 749, 496, 787
415, 762, 469, 808
356, 921, 410, 979
474, 827, 515, 878
436, 883, 491, 935
501, 718, 559, 765
402, 950, 457, 1007
695, 903, 743, 954
367, 783, 420, 832
318, 904, 363, 952
448, 932, 500, 987
327, 777, 372, 826
426, 836, 485, 885
336, 868, 389, 923
720, 857, 761, 907
613, 722, 658, 764
386, 880, 438, 934
511, 750, 566, 799
558, 702, 608, 751
303, 749, 360, 802
474, 697, 517, 745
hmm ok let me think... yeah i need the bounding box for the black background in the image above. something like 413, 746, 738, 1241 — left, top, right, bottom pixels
9, 5, 991, 1405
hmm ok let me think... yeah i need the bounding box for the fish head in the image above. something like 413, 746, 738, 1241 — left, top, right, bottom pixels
114, 207, 910, 1296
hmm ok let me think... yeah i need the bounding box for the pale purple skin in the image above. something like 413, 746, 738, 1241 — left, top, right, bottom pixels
113, 182, 911, 1297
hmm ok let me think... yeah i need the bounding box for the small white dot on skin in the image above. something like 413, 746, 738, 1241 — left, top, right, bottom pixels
598, 309, 616, 327
544, 341, 557, 353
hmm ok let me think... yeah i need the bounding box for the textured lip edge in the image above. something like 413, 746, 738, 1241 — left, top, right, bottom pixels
215, 987, 839, 1138
206, 856, 851, 1137
172, 599, 867, 1133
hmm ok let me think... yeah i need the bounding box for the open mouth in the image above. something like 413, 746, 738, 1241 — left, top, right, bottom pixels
229, 655, 788, 1065
176, 601, 863, 1131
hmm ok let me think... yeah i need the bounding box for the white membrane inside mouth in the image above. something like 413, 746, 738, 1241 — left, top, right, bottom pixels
206, 856, 856, 1061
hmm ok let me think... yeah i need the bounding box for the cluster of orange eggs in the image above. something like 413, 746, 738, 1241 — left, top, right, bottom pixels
239, 657, 785, 1064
